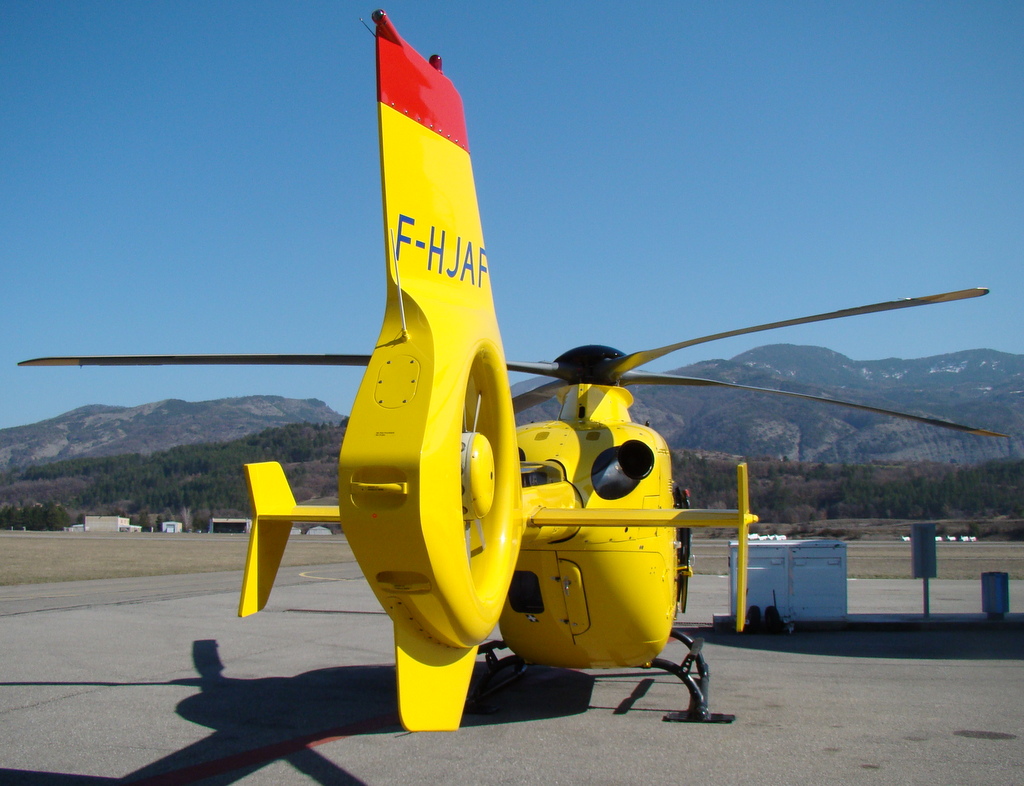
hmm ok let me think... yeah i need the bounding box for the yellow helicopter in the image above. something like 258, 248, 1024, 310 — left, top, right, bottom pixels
22, 10, 1004, 733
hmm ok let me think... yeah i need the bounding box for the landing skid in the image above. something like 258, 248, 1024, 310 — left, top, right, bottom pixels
466, 632, 734, 724
650, 628, 735, 723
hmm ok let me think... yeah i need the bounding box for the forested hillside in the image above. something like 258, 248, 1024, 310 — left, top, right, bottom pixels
675, 453, 1024, 524
2, 421, 1024, 536
0, 423, 344, 531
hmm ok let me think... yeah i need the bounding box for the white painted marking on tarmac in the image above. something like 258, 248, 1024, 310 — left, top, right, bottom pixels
298, 570, 357, 581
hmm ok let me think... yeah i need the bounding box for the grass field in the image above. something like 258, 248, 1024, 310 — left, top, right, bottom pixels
2, 531, 1022, 585
0, 531, 354, 585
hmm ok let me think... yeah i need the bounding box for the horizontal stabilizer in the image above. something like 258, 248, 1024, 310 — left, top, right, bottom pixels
529, 507, 758, 529
238, 462, 341, 617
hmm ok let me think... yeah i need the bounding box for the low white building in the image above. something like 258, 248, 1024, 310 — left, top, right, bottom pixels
83, 516, 140, 533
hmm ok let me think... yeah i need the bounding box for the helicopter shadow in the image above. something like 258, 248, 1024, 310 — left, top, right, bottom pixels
1, 639, 596, 785
123, 639, 398, 784
461, 664, 596, 728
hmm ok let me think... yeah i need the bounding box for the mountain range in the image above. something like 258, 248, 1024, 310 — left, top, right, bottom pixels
2, 345, 1021, 471
518, 344, 1024, 464
0, 396, 344, 470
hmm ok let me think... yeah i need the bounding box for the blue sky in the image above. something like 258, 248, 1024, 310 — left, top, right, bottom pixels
2, 1, 1022, 430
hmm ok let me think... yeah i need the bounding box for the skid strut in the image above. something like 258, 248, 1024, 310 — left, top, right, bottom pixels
464, 640, 528, 715
650, 629, 735, 723
467, 634, 733, 723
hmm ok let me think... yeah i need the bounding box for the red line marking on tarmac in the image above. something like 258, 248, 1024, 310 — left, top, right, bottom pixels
128, 712, 399, 785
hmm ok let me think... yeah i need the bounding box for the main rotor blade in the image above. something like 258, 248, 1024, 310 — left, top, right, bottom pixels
19, 354, 372, 367
512, 379, 569, 414
505, 360, 564, 377
602, 287, 989, 380
24, 353, 568, 378
620, 370, 1008, 438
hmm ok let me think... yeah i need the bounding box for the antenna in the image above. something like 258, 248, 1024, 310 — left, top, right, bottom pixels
389, 228, 410, 341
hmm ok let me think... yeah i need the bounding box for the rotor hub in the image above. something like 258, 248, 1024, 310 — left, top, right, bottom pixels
554, 344, 625, 384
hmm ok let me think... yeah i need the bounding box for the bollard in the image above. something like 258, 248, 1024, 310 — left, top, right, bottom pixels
911, 523, 937, 619
981, 572, 1009, 620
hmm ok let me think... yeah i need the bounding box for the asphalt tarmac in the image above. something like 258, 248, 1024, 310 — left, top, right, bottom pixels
1, 566, 1021, 785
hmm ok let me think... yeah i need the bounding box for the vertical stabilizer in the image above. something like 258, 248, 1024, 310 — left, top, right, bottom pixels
338, 10, 523, 731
